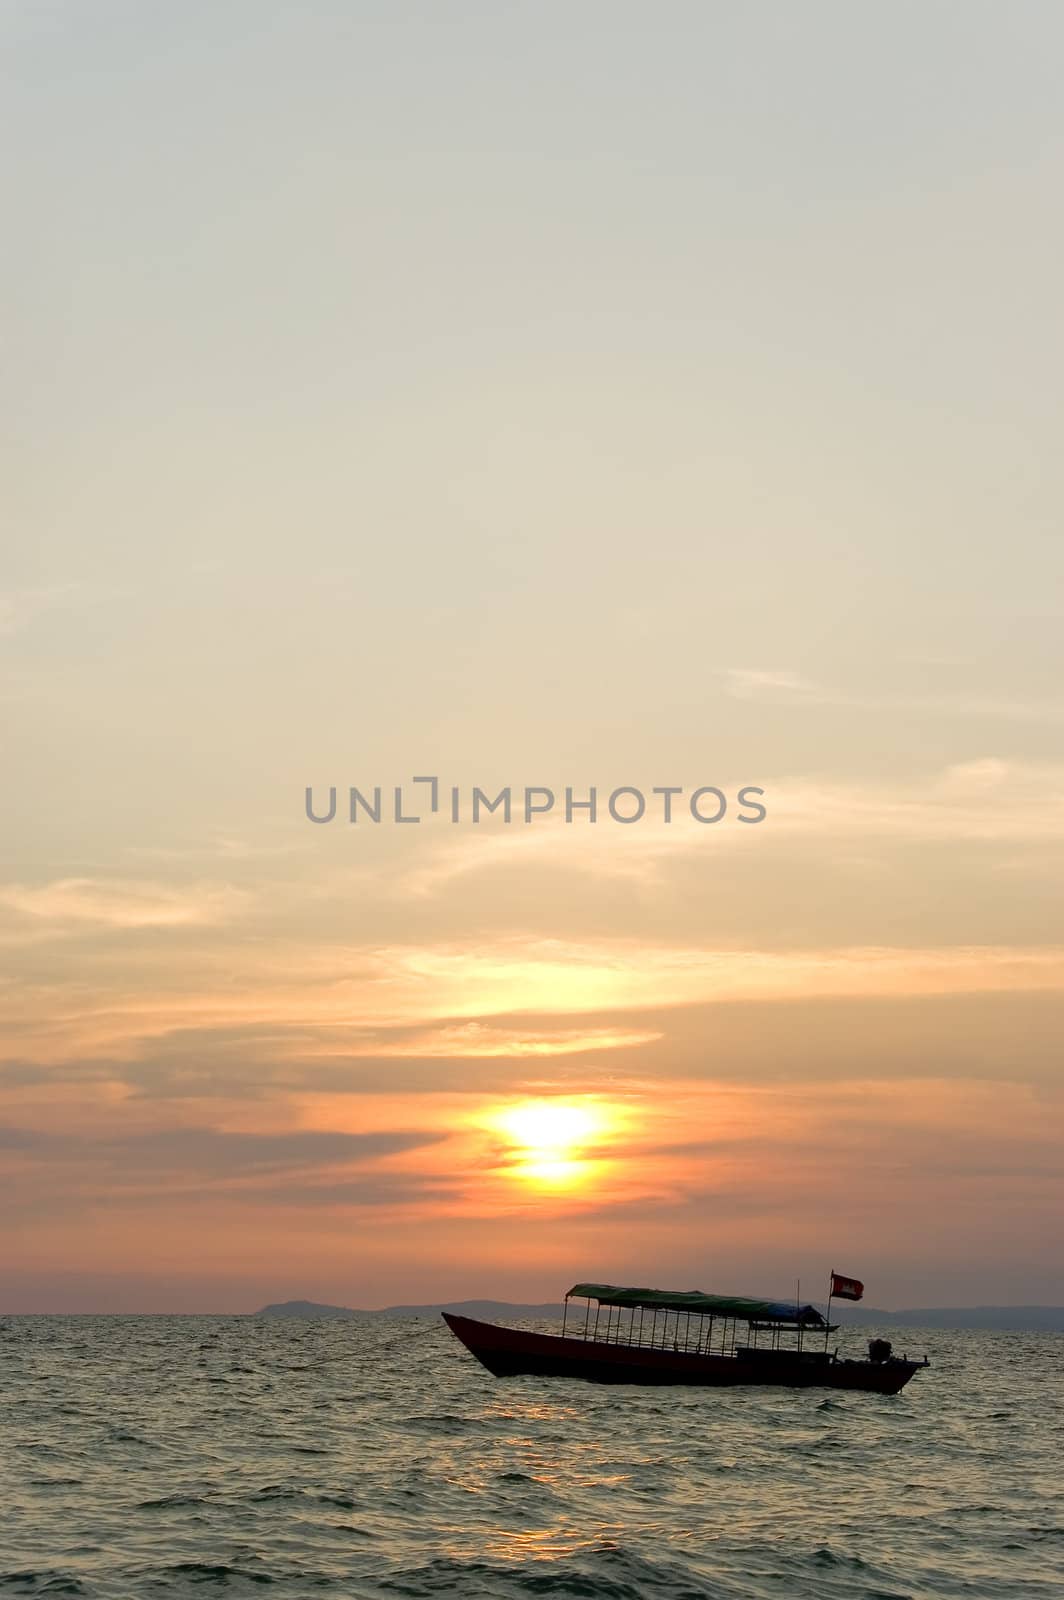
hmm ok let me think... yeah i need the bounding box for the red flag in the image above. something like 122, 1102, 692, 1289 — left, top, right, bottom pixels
830, 1272, 864, 1302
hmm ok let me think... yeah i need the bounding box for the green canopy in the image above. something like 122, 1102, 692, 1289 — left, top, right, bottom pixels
567, 1283, 826, 1326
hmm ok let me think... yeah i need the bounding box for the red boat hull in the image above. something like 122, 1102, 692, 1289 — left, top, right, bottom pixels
442, 1313, 924, 1394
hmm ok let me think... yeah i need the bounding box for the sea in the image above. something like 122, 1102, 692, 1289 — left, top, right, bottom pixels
1, 1315, 1061, 1600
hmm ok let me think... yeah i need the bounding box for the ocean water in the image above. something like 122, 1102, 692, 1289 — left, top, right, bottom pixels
1, 1316, 1061, 1600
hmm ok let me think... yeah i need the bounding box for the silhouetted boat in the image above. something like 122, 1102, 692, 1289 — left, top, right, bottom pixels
443, 1282, 929, 1394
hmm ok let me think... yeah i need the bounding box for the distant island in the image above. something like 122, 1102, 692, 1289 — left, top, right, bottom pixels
256, 1298, 1064, 1332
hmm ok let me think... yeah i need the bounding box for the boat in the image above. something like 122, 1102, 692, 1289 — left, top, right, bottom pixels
443, 1281, 930, 1394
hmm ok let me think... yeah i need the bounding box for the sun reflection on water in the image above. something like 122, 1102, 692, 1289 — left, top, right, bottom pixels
472, 1523, 634, 1565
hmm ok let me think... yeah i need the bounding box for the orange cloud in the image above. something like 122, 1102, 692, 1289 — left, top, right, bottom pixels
0, 877, 249, 932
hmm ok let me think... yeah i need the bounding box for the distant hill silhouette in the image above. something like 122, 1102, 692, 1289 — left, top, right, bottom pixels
257, 1298, 567, 1321
256, 1300, 372, 1320
831, 1304, 1064, 1332
256, 1298, 1064, 1332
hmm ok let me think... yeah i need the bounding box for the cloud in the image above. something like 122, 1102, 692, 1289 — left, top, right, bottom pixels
382, 758, 1064, 906
0, 1123, 445, 1177
9, 982, 1062, 1105
0, 1125, 43, 1149
0, 877, 249, 932
125, 835, 306, 864
1, 756, 1061, 1072
1, 1122, 455, 1220
723, 667, 1064, 725
301, 1020, 663, 1060
222, 1176, 461, 1208
112, 1125, 445, 1175
724, 667, 825, 702
5, 1068, 1062, 1294
765, 758, 1064, 843
316, 938, 1064, 1022
3, 931, 1063, 1070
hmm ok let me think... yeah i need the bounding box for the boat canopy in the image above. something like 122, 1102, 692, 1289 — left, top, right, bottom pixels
566, 1283, 827, 1327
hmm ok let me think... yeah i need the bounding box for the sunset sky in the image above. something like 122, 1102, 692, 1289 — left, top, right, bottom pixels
5, 0, 1063, 1312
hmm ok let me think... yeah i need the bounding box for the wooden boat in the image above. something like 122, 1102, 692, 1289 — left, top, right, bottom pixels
443, 1282, 929, 1394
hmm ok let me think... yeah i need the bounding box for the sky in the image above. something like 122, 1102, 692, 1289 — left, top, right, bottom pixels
3, 0, 1063, 1312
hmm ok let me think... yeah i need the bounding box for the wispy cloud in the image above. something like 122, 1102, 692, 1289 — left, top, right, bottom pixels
0, 1123, 444, 1173
3, 935, 1062, 1068
2, 1123, 455, 1221
724, 667, 1064, 724
385, 758, 1064, 902
767, 758, 1064, 842
125, 836, 306, 864
330, 1020, 664, 1060
0, 877, 250, 932
724, 667, 825, 702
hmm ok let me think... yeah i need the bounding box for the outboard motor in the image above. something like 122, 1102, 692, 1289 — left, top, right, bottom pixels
868, 1337, 893, 1364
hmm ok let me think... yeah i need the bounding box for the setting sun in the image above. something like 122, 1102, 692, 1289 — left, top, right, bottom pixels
488, 1099, 616, 1188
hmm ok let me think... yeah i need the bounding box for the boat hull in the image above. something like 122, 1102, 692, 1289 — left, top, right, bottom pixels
442, 1313, 924, 1394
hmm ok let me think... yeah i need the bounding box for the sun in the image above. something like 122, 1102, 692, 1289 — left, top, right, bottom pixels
488, 1098, 614, 1188
498, 1101, 599, 1155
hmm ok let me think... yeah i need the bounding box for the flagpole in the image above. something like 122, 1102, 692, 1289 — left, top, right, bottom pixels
824, 1268, 834, 1354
